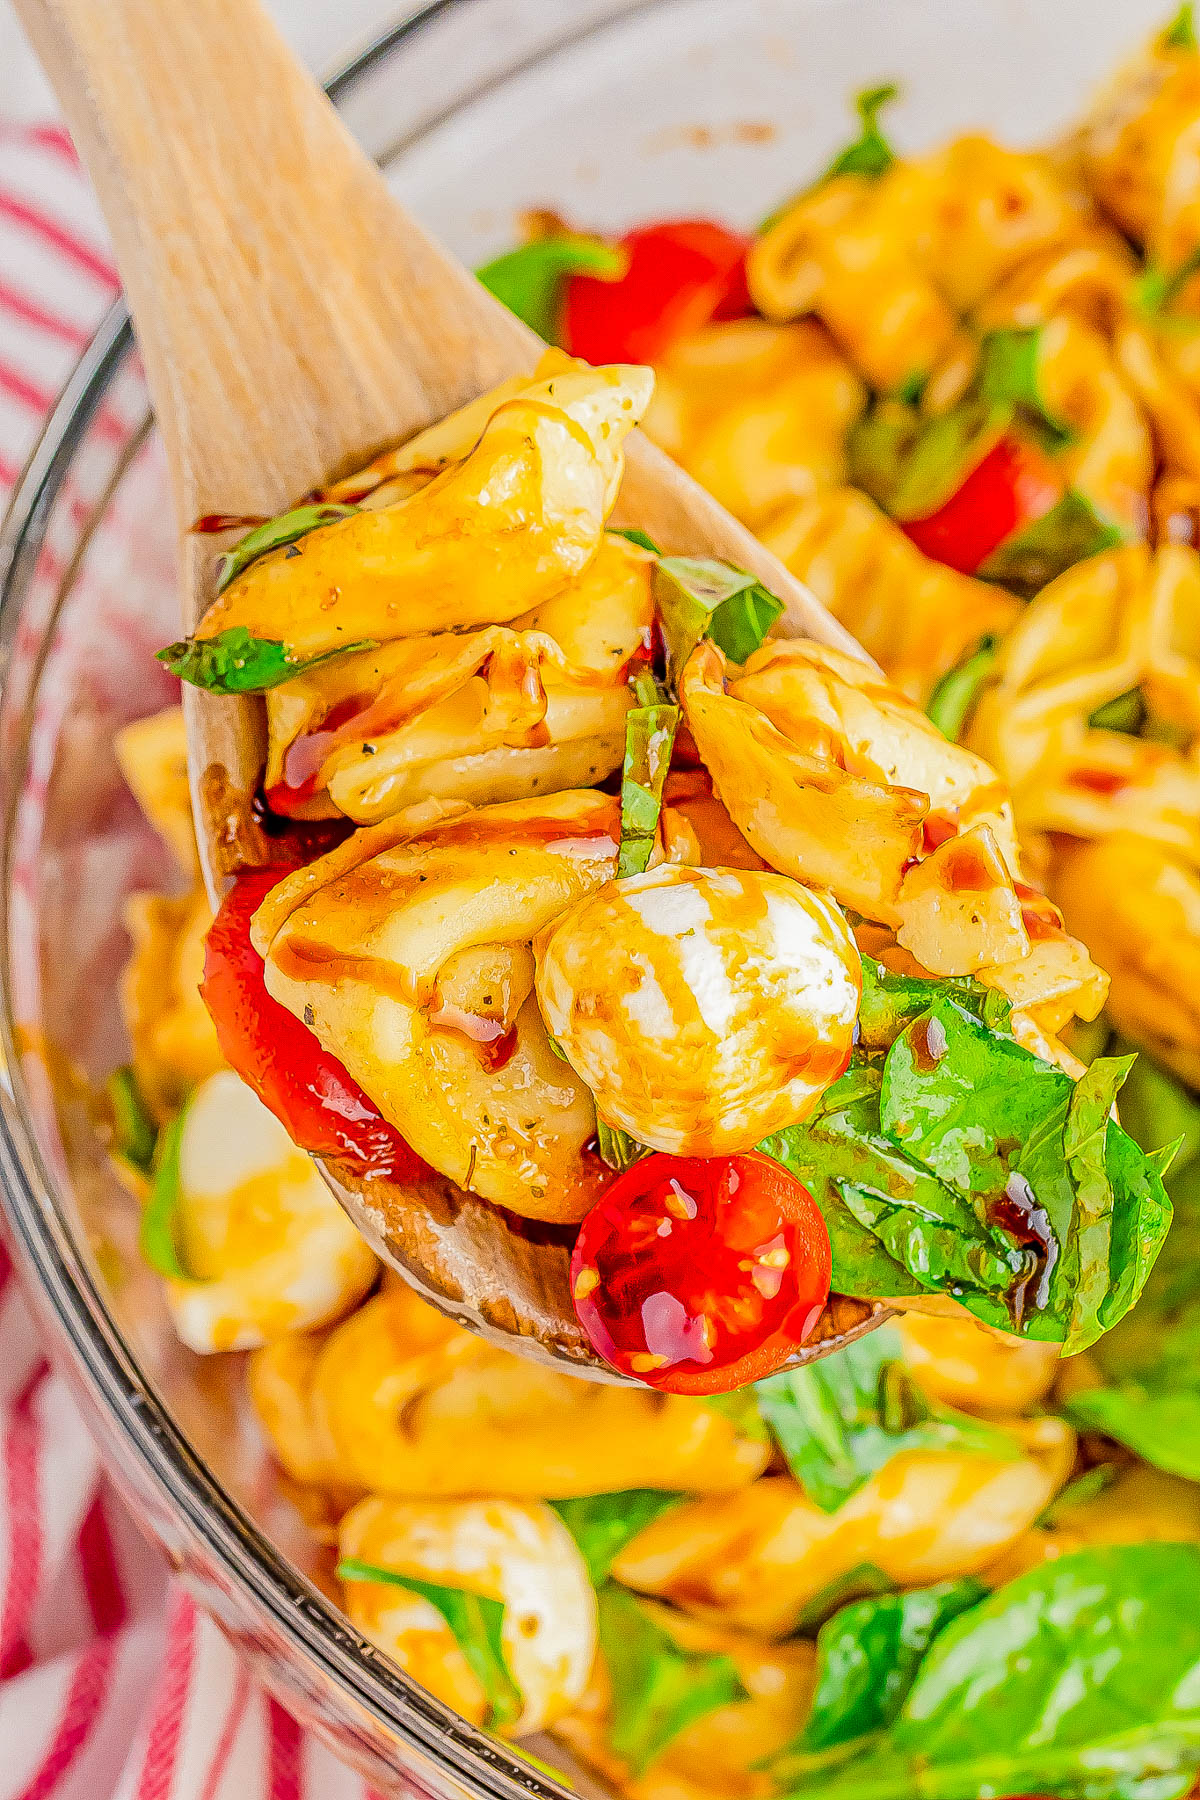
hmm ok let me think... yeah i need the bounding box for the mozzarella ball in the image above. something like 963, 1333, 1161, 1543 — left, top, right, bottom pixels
534, 865, 861, 1156
339, 1494, 597, 1735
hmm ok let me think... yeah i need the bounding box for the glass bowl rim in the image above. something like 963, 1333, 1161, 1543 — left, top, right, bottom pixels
0, 5, 608, 1794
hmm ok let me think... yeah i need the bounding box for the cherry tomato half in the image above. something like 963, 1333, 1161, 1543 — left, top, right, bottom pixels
563, 219, 752, 366
570, 1151, 832, 1394
901, 433, 1061, 576
201, 867, 425, 1181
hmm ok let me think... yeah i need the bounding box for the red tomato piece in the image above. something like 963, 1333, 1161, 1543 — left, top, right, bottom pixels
563, 219, 752, 366
570, 1151, 831, 1393
200, 866, 425, 1181
901, 434, 1061, 576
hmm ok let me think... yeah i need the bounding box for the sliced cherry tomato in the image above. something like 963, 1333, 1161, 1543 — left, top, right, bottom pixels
563, 219, 752, 366
901, 433, 1061, 575
570, 1151, 831, 1393
200, 866, 425, 1181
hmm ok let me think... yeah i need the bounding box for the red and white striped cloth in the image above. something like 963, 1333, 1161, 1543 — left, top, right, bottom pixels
0, 121, 378, 1800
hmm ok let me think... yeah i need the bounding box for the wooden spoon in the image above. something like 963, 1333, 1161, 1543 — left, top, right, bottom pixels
17, 0, 889, 1376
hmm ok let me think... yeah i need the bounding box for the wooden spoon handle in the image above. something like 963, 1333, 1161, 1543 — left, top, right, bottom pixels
11, 0, 535, 537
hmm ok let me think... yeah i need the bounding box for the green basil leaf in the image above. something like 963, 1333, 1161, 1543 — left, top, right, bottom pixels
792, 1564, 895, 1634
753, 1327, 1021, 1514
1164, 3, 1197, 51
654, 556, 783, 686
824, 83, 900, 181
476, 235, 625, 341
139, 1103, 198, 1282
976, 326, 1074, 452
158, 625, 379, 696
1035, 1462, 1119, 1525
107, 1064, 157, 1172
608, 526, 662, 554
597, 1585, 747, 1776
1090, 685, 1147, 734
850, 398, 1009, 524
856, 955, 1011, 1051
1062, 1054, 1136, 1354
596, 1117, 653, 1173
925, 634, 1000, 742
617, 674, 679, 877
336, 1559, 523, 1731
215, 503, 357, 594
782, 1543, 1200, 1800
1063, 1381, 1200, 1483
979, 487, 1124, 594
549, 1491, 685, 1587
782, 1578, 985, 1764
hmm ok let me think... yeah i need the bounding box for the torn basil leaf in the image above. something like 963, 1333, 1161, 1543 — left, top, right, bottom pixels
336, 1559, 523, 1730
139, 1102, 197, 1282
753, 1327, 1021, 1514
597, 1585, 746, 1776
549, 1491, 684, 1586
825, 83, 900, 181
608, 526, 661, 554
782, 1543, 1200, 1800
477, 234, 625, 341
1164, 2, 1197, 51
793, 1564, 895, 1633
856, 954, 1012, 1049
976, 327, 1074, 452
215, 502, 357, 594
1061, 1054, 1136, 1353
655, 556, 784, 684
596, 1117, 652, 1173
849, 397, 1008, 524
158, 625, 378, 696
617, 673, 679, 877
1089, 684, 1146, 734
779, 1578, 985, 1767
925, 633, 999, 742
107, 1064, 157, 1172
979, 488, 1123, 594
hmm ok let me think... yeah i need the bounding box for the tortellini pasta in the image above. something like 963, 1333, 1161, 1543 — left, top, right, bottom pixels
251, 1284, 770, 1498
338, 1493, 596, 1734
251, 791, 623, 1221
164, 1071, 378, 1354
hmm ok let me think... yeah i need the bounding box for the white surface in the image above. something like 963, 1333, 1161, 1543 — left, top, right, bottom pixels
0, 0, 413, 118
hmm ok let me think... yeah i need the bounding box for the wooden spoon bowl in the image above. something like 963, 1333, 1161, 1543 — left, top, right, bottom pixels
17, 0, 891, 1378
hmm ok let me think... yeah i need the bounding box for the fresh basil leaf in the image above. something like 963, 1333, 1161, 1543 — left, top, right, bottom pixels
1036, 1461, 1118, 1525
158, 625, 378, 695
783, 1543, 1200, 1799
617, 673, 679, 877
107, 1064, 157, 1172
1063, 1381, 1200, 1483
976, 327, 1074, 452
139, 1103, 198, 1282
852, 398, 1010, 524
1090, 685, 1147, 735
608, 526, 661, 554
1061, 1054, 1136, 1353
597, 1585, 746, 1776
336, 1559, 522, 1731
925, 634, 999, 742
856, 955, 1011, 1051
753, 1327, 1021, 1514
215, 503, 357, 594
783, 1578, 985, 1763
979, 487, 1124, 593
476, 235, 625, 340
701, 1387, 771, 1443
793, 1564, 895, 1633
654, 557, 783, 685
824, 83, 900, 181
882, 1000, 1171, 1344
1164, 3, 1197, 51
595, 1117, 652, 1173
549, 1491, 684, 1587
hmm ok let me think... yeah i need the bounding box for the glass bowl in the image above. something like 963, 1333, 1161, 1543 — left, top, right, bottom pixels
0, 0, 1172, 1793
